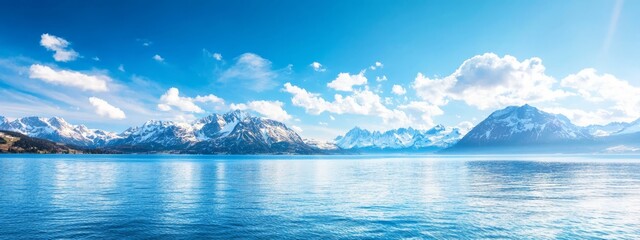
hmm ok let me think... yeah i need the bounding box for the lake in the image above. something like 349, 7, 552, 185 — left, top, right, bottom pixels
0, 154, 639, 239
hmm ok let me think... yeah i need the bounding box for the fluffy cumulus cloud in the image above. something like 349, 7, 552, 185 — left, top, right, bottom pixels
560, 68, 640, 119
376, 75, 388, 82
219, 53, 279, 92
310, 62, 326, 72
230, 100, 292, 122
412, 73, 455, 106
193, 94, 225, 104
157, 87, 225, 113
153, 54, 165, 62
327, 71, 367, 92
391, 85, 406, 95
290, 125, 303, 133
396, 101, 444, 129
542, 107, 621, 126
89, 97, 126, 119
413, 53, 567, 110
283, 82, 410, 125
213, 53, 223, 61
40, 33, 79, 62
28, 64, 109, 92
370, 61, 383, 70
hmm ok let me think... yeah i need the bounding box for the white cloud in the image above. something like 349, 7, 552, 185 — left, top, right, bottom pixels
384, 97, 393, 105
397, 101, 444, 129
412, 73, 455, 106
560, 68, 640, 118
193, 94, 225, 104
137, 39, 152, 47
319, 121, 328, 126
284, 82, 410, 125
92, 57, 100, 61
310, 62, 326, 72
28, 64, 109, 92
370, 61, 383, 70
219, 53, 279, 92
40, 33, 79, 62
153, 54, 164, 62
157, 87, 225, 113
157, 103, 172, 111
391, 85, 406, 95
542, 107, 626, 126
89, 97, 126, 119
413, 53, 567, 110
230, 100, 292, 121
456, 121, 474, 135
376, 75, 387, 82
213, 53, 223, 61
329, 115, 335, 121
118, 64, 125, 72
327, 71, 367, 92
290, 125, 303, 133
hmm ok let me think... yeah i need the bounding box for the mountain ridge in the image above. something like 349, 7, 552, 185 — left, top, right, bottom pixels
445, 104, 640, 153
334, 124, 465, 152
3, 105, 640, 154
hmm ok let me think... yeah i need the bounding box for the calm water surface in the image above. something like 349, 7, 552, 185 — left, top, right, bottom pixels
1, 155, 639, 239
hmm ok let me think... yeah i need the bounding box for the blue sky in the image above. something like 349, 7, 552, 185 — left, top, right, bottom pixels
0, 0, 639, 140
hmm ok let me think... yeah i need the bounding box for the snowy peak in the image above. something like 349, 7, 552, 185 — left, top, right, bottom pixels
111, 110, 311, 153
304, 138, 338, 150
114, 120, 197, 149
335, 125, 465, 151
586, 122, 630, 137
223, 110, 251, 122
0, 116, 120, 147
454, 104, 591, 148
613, 118, 640, 135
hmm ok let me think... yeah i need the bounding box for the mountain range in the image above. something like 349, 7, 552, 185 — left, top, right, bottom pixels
447, 104, 640, 153
2, 105, 640, 154
0, 110, 314, 154
334, 125, 464, 152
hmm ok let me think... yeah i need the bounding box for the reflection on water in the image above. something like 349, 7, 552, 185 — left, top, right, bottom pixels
0, 155, 639, 239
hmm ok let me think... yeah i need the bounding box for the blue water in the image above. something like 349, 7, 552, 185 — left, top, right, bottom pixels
1, 155, 639, 239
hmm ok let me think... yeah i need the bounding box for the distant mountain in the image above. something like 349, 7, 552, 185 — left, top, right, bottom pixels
0, 130, 81, 153
0, 110, 318, 154
613, 119, 640, 135
584, 119, 640, 137
106, 110, 315, 154
5, 105, 640, 154
303, 138, 339, 151
185, 110, 315, 154
334, 125, 464, 152
0, 116, 120, 147
586, 122, 630, 137
108, 120, 197, 151
447, 104, 593, 153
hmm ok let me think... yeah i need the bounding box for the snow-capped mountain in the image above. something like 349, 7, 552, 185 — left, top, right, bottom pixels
187, 110, 313, 154
612, 119, 640, 135
0, 110, 316, 154
449, 104, 592, 151
109, 110, 314, 154
0, 116, 120, 147
303, 139, 339, 151
109, 120, 197, 150
586, 122, 630, 137
334, 125, 464, 151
